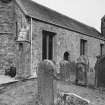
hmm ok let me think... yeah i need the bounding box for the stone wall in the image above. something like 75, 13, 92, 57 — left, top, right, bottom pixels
0, 0, 15, 33
0, 0, 16, 75
15, 3, 31, 77
32, 20, 105, 84
0, 0, 31, 77
32, 20, 104, 69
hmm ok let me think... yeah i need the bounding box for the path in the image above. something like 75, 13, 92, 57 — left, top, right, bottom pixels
57, 81, 105, 105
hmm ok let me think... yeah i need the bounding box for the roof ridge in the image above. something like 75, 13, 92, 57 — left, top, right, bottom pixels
15, 0, 102, 38
31, 0, 97, 31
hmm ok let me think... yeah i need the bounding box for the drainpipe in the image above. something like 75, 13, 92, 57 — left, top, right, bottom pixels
30, 18, 33, 76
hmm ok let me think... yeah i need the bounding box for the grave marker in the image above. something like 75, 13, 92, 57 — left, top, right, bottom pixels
38, 60, 55, 105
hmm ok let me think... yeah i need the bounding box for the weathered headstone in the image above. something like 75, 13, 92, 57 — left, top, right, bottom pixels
59, 60, 76, 82
63, 93, 90, 105
59, 60, 70, 81
38, 60, 55, 105
76, 55, 89, 85
55, 92, 90, 105
94, 55, 105, 87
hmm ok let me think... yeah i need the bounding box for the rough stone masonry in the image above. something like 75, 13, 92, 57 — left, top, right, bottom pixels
0, 0, 16, 75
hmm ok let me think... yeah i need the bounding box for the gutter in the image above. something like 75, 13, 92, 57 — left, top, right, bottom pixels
27, 15, 105, 41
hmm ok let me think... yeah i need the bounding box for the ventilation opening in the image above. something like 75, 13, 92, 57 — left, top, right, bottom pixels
63, 52, 69, 61
19, 43, 23, 51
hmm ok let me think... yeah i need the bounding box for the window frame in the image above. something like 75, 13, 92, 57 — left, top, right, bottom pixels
100, 43, 104, 56
42, 30, 55, 60
80, 39, 87, 56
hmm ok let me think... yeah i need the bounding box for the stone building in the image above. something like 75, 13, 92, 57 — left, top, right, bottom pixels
93, 16, 105, 87
101, 16, 105, 38
0, 0, 104, 78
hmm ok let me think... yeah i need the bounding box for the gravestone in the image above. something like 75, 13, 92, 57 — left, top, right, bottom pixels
76, 55, 89, 85
59, 60, 76, 82
38, 60, 55, 105
55, 92, 90, 105
59, 60, 70, 81
95, 55, 105, 87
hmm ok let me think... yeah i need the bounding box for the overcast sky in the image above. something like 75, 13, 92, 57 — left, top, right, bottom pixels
32, 0, 105, 32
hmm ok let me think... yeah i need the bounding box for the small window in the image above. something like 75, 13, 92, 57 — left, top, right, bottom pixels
100, 44, 104, 56
80, 39, 87, 55
15, 22, 18, 40
19, 43, 23, 51
63, 52, 69, 61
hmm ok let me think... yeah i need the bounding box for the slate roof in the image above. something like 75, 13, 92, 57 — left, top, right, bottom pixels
15, 0, 103, 39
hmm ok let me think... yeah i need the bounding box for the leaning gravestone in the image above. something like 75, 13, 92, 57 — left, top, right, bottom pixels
38, 60, 55, 105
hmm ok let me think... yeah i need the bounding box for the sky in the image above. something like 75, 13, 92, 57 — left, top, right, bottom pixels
32, 0, 105, 32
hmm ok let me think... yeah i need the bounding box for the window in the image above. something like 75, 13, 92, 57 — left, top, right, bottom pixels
100, 44, 104, 56
63, 52, 69, 61
15, 22, 18, 40
19, 43, 23, 51
80, 39, 87, 55
42, 30, 55, 60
